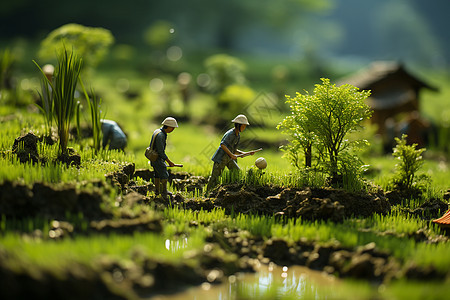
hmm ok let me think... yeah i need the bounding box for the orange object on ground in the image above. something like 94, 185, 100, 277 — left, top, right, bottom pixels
433, 209, 450, 227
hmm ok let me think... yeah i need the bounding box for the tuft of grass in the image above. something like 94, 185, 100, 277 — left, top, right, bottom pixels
34, 48, 83, 155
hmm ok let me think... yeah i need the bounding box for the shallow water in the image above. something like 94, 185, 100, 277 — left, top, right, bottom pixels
149, 262, 337, 300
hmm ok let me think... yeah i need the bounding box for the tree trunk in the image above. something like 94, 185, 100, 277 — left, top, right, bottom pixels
305, 144, 312, 168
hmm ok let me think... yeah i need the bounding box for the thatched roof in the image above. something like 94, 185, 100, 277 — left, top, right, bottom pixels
339, 61, 438, 92
337, 61, 438, 110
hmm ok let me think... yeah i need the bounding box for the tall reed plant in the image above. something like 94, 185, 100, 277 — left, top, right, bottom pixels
35, 76, 54, 136
34, 48, 83, 155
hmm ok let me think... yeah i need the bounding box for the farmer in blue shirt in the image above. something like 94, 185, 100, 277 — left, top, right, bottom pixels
206, 114, 257, 192
150, 117, 182, 200
101, 119, 127, 151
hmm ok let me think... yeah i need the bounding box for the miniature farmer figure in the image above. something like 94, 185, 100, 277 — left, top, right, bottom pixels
101, 119, 127, 151
206, 114, 257, 192
150, 117, 183, 200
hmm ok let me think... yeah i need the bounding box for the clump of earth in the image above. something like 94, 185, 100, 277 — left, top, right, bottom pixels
11, 132, 81, 166
183, 183, 391, 222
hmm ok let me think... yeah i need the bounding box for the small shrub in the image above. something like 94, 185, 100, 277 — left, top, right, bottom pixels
392, 134, 428, 192
218, 84, 255, 119
204, 54, 246, 94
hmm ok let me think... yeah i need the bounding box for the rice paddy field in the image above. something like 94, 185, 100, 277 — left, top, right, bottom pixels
1, 56, 450, 300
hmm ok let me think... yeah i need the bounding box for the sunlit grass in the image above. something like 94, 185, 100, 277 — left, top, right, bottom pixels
160, 205, 450, 273
348, 209, 442, 237
0, 150, 124, 184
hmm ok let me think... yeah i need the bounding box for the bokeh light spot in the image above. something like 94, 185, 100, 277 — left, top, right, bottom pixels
167, 46, 182, 62
149, 78, 164, 92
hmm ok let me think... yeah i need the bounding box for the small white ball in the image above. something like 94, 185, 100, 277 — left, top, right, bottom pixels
255, 157, 267, 169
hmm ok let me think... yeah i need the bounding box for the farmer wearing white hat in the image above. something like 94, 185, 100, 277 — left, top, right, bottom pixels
206, 114, 258, 192
150, 117, 182, 200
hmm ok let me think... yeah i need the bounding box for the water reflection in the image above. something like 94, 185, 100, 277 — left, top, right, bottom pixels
164, 238, 188, 253
150, 263, 337, 300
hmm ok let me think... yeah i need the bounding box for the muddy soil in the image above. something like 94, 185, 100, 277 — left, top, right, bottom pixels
0, 179, 162, 237
185, 183, 391, 222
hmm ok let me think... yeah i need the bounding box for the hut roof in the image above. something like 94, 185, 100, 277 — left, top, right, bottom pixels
433, 209, 450, 227
339, 61, 438, 92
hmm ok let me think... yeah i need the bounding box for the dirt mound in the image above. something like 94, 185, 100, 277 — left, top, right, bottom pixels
12, 132, 40, 163
0, 180, 112, 221
171, 175, 207, 194
106, 163, 136, 189
187, 184, 390, 221
11, 132, 81, 166
404, 198, 449, 220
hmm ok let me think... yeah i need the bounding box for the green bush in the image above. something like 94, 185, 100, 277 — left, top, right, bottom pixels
204, 53, 246, 94
218, 84, 255, 119
392, 134, 428, 192
39, 23, 114, 74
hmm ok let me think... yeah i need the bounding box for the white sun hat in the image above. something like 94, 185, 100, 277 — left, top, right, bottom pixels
161, 117, 178, 128
231, 114, 250, 125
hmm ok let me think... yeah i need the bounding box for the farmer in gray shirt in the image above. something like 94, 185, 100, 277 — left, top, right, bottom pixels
101, 119, 127, 151
206, 114, 256, 192
150, 117, 182, 200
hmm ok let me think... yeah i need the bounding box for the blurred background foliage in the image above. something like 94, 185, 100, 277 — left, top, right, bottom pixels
1, 0, 448, 69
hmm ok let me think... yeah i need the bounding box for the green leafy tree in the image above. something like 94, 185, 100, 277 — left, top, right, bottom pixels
278, 91, 317, 168
392, 134, 427, 192
278, 78, 372, 186
39, 23, 114, 74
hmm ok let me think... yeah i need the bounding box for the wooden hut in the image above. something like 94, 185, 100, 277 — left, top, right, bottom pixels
338, 62, 438, 146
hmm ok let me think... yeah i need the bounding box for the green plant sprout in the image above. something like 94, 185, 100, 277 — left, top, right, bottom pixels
79, 79, 104, 153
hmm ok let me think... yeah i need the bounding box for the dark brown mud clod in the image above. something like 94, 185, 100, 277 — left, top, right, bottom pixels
12, 132, 40, 163
57, 147, 81, 167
